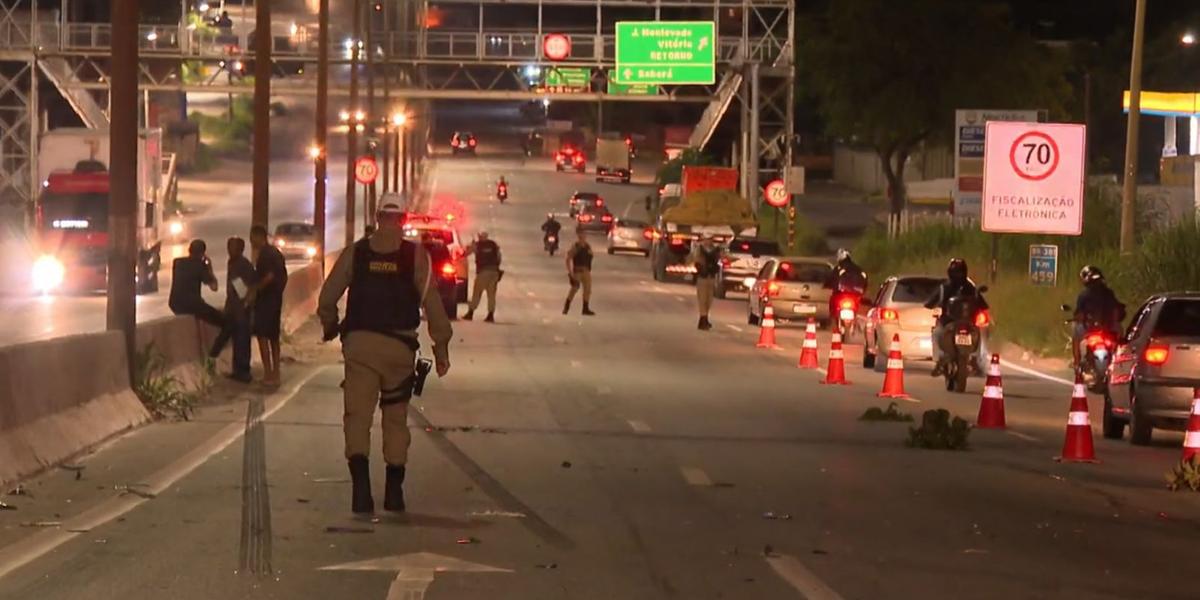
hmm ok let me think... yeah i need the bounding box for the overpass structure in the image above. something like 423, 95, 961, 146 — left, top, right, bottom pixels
0, 0, 793, 207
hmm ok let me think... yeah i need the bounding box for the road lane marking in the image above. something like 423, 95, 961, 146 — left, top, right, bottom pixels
674, 296, 686, 303
526, 291, 537, 298
596, 385, 613, 395
570, 360, 582, 368
321, 552, 511, 599
680, 467, 713, 486
999, 359, 1074, 387
0, 366, 323, 582
554, 335, 566, 344
766, 554, 845, 600
725, 324, 743, 332
627, 420, 652, 433
1006, 430, 1040, 443
534, 302, 544, 310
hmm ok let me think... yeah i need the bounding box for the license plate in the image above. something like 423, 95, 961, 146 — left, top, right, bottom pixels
793, 304, 816, 314
955, 333, 973, 346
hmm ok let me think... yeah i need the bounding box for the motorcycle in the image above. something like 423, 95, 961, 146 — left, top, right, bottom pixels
1062, 305, 1117, 394
497, 184, 508, 203
936, 287, 988, 393
544, 233, 559, 256
830, 290, 862, 337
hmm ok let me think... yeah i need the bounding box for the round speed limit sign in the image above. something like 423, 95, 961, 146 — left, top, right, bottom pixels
1008, 131, 1060, 181
763, 179, 789, 208
354, 156, 379, 185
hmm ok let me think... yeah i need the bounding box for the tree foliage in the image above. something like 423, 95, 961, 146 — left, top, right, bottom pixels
800, 0, 1072, 213
655, 148, 716, 187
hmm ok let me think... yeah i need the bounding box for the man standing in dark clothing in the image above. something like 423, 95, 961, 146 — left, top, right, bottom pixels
689, 234, 721, 330
248, 225, 288, 386
463, 231, 502, 322
169, 239, 223, 328
563, 228, 596, 316
209, 237, 256, 382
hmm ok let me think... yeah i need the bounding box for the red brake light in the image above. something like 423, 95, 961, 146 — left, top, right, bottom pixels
1085, 333, 1111, 349
974, 309, 991, 328
574, 155, 583, 163
601, 214, 612, 223
839, 298, 856, 310
595, 198, 604, 207
468, 138, 476, 147
643, 228, 654, 240
767, 281, 781, 296
720, 257, 731, 268
440, 263, 456, 277
881, 308, 899, 322
1144, 344, 1170, 365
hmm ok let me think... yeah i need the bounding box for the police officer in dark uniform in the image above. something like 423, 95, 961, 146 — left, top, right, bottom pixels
563, 227, 596, 315
463, 231, 502, 322
689, 234, 722, 330
318, 204, 452, 514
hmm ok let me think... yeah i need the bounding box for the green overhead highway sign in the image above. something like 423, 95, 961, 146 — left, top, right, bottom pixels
615, 21, 716, 85
542, 67, 590, 92
606, 70, 657, 96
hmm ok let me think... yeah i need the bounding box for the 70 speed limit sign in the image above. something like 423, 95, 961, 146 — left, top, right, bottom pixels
981, 121, 1086, 236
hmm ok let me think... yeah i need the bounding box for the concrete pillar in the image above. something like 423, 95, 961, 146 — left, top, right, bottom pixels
1164, 117, 1178, 158
1190, 116, 1199, 156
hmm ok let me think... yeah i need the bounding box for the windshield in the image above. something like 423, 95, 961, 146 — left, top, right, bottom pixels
777, 261, 831, 283
891, 278, 941, 303
727, 239, 780, 256
1154, 300, 1200, 337
41, 192, 108, 232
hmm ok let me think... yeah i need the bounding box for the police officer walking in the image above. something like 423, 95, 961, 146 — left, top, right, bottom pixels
463, 231, 502, 322
318, 204, 452, 514
563, 227, 596, 316
689, 234, 721, 330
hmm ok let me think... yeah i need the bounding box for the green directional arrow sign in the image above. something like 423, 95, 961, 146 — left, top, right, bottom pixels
615, 21, 716, 85
544, 67, 590, 89
606, 69, 657, 96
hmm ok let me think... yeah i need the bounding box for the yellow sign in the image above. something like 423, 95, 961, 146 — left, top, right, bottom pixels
1122, 91, 1200, 117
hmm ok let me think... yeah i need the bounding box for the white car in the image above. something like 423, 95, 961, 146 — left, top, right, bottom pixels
607, 218, 651, 256
862, 275, 993, 373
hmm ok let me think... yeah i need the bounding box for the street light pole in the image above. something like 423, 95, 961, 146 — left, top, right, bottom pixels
251, 0, 271, 227
315, 0, 329, 269
108, 0, 139, 373
1120, 0, 1147, 254
345, 0, 362, 248
365, 1, 377, 224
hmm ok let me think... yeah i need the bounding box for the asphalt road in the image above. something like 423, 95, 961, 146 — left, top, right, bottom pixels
2, 153, 1200, 600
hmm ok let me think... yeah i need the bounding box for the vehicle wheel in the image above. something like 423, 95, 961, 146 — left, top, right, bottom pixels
862, 340, 876, 369
607, 248, 614, 255
1102, 395, 1125, 440
953, 356, 969, 393
1128, 392, 1153, 445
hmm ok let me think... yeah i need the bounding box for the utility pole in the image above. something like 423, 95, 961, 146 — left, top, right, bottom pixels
108, 0, 139, 372
365, 1, 378, 224
1120, 0, 1147, 254
251, 0, 271, 227
315, 0, 329, 269
345, 0, 362, 248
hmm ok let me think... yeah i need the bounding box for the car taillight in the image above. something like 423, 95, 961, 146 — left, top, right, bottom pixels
643, 228, 654, 240
974, 309, 991, 328
468, 139, 476, 147
1085, 333, 1113, 349
574, 155, 583, 163
1144, 344, 1169, 365
720, 257, 731, 268
767, 281, 781, 297
440, 263, 456, 277
595, 199, 604, 207
881, 308, 899, 322
601, 215, 612, 223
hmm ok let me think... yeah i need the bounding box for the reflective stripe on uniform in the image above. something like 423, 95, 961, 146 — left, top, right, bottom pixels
1067, 411, 1091, 426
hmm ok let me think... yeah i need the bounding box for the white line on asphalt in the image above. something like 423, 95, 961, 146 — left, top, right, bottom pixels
674, 296, 686, 303
554, 335, 566, 344
766, 554, 845, 600
999, 359, 1074, 387
1006, 430, 1040, 443
534, 302, 544, 310
654, 286, 667, 293
680, 467, 713, 486
725, 324, 743, 332
0, 367, 324, 582
597, 385, 613, 395
628, 420, 652, 433
526, 291, 537, 298
570, 360, 583, 368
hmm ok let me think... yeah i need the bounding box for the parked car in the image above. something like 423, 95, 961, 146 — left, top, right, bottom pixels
747, 258, 834, 326
272, 222, 318, 261
607, 218, 651, 256
715, 237, 781, 299
1105, 293, 1200, 445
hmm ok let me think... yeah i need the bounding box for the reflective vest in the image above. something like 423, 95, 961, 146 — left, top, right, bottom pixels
343, 238, 421, 335
474, 239, 501, 270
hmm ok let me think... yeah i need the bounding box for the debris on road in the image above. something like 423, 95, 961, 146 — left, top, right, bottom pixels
0, 501, 16, 511
20, 521, 61, 528
296, 498, 311, 504
535, 563, 558, 569
1165, 456, 1200, 492
312, 478, 350, 484
761, 512, 792, 521
61, 464, 85, 480
7, 484, 30, 496
469, 510, 526, 518
762, 544, 778, 558
325, 526, 373, 534
859, 402, 914, 422
905, 409, 971, 450
560, 461, 572, 469
457, 537, 481, 545
812, 549, 828, 555
114, 484, 156, 499
962, 549, 990, 555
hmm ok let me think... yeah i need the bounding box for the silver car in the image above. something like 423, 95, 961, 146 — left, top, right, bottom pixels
607, 218, 651, 256
862, 276, 942, 370
1105, 293, 1200, 445
747, 258, 834, 325
716, 238, 782, 298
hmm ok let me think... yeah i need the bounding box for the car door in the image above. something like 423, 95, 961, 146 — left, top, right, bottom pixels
750, 262, 775, 316
1110, 300, 1156, 409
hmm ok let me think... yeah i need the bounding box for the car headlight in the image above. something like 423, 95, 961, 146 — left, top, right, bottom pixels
32, 255, 65, 294
168, 219, 184, 236
306, 245, 317, 258
275, 239, 287, 248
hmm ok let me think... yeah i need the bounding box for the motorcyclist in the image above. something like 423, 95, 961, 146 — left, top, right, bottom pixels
1071, 265, 1126, 367
541, 213, 562, 251
828, 248, 868, 326
924, 258, 989, 376
496, 176, 508, 200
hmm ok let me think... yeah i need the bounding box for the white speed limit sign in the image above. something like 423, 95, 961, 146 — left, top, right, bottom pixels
981, 121, 1086, 235
763, 178, 789, 208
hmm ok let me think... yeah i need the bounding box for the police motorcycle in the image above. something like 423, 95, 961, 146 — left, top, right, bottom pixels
935, 286, 989, 393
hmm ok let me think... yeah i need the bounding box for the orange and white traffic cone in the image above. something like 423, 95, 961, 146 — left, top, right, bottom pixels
756, 303, 779, 349
976, 354, 1006, 429
1056, 372, 1097, 463
820, 324, 849, 385
797, 318, 820, 369
876, 334, 908, 398
1181, 388, 1200, 462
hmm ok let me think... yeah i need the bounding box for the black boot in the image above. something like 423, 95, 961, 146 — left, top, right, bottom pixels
697, 317, 706, 330
484, 312, 495, 323
348, 454, 374, 514
384, 465, 406, 512
582, 303, 596, 316
562, 300, 571, 315
462, 310, 474, 321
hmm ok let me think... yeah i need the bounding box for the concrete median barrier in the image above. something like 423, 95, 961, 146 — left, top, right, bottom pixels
0, 331, 149, 487
134, 316, 218, 391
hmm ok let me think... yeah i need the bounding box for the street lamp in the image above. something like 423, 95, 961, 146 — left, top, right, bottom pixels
307, 144, 323, 160
1183, 32, 1197, 46
391, 112, 407, 127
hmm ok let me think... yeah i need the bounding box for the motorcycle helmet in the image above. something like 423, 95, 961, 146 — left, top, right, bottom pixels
947, 258, 968, 279
836, 248, 851, 262
1079, 265, 1104, 284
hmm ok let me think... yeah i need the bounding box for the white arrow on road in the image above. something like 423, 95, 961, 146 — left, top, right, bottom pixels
321, 552, 512, 599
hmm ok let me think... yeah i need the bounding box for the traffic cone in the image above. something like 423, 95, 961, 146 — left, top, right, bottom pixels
876, 334, 908, 398
820, 324, 849, 385
1056, 372, 1097, 463
797, 318, 820, 369
1181, 388, 1200, 462
976, 354, 1007, 429
756, 303, 779, 349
